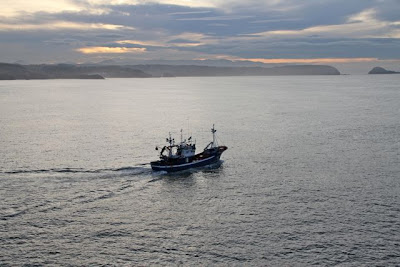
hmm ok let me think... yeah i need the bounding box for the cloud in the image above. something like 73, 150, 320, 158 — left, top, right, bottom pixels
84, 0, 217, 8
1, 0, 82, 17
175, 15, 253, 21
0, 21, 135, 31
237, 57, 379, 64
115, 31, 212, 48
246, 8, 400, 39
116, 40, 164, 47
77, 46, 146, 53
168, 11, 212, 15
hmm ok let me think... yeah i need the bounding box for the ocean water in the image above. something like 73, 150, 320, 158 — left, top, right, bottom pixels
0, 76, 399, 265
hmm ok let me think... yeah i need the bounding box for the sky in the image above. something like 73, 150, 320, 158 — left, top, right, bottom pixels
1, 0, 400, 73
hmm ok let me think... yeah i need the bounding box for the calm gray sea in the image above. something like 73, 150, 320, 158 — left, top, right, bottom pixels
1, 76, 399, 266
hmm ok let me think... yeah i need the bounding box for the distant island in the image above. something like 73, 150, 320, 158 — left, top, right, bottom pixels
0, 62, 340, 80
368, 66, 400, 74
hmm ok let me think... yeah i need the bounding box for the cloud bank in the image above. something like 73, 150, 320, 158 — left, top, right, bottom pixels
0, 0, 399, 72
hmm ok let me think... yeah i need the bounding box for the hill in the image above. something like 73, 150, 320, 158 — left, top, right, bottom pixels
0, 63, 48, 79
0, 63, 340, 80
368, 67, 400, 74
124, 64, 340, 77
0, 63, 152, 80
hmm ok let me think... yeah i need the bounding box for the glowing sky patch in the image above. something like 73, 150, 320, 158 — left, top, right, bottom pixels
2, 0, 81, 17
77, 47, 147, 54
87, 0, 216, 8
116, 40, 164, 46
0, 22, 134, 31
238, 58, 380, 64
116, 38, 203, 47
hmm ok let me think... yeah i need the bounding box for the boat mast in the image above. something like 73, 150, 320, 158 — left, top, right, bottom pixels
167, 132, 173, 146
180, 129, 183, 144
211, 124, 217, 148
166, 132, 174, 157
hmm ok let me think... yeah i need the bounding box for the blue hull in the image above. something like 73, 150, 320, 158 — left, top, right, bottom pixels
151, 154, 221, 172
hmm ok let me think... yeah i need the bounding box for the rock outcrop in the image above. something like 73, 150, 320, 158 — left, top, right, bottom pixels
368, 67, 400, 74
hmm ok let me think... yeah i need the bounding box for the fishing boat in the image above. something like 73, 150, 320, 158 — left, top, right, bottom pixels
151, 125, 227, 172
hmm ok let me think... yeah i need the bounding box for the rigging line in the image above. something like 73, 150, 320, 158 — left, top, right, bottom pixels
216, 134, 225, 146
